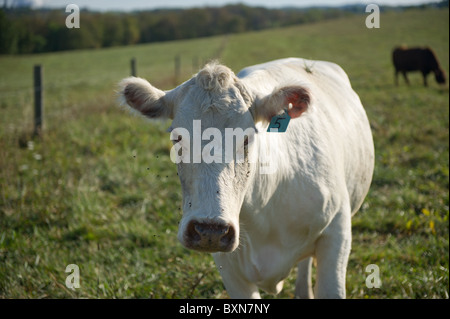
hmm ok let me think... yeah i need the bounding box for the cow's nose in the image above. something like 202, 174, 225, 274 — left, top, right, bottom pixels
184, 220, 235, 252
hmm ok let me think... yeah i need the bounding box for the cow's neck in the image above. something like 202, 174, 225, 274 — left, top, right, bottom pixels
242, 131, 291, 218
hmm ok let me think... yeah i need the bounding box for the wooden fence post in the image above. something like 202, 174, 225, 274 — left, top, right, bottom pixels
33, 65, 43, 136
131, 58, 136, 77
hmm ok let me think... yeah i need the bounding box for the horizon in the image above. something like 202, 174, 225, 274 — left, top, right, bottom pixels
5, 0, 445, 11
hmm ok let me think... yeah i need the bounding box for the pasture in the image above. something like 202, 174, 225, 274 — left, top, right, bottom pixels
0, 8, 448, 298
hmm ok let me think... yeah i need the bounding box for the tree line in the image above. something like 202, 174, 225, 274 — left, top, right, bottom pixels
0, 5, 355, 54
0, 2, 447, 55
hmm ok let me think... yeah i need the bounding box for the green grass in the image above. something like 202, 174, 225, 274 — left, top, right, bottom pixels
0, 8, 448, 299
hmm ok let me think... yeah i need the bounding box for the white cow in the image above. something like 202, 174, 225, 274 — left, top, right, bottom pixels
118, 58, 374, 298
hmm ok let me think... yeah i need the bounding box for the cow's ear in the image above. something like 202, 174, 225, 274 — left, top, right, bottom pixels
118, 77, 173, 119
254, 85, 310, 123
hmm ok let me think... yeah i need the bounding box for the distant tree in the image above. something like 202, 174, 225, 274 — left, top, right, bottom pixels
102, 13, 125, 47
151, 14, 181, 42
216, 7, 246, 34
179, 8, 211, 38
123, 16, 140, 45
45, 21, 67, 51
0, 4, 368, 54
437, 0, 449, 8
82, 13, 104, 49
0, 9, 15, 54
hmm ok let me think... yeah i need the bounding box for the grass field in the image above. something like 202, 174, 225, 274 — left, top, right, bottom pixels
0, 8, 448, 299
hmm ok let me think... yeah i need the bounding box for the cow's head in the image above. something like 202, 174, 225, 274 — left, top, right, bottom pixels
118, 62, 310, 253
434, 68, 446, 85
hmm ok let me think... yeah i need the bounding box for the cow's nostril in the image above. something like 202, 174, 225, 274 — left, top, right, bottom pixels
185, 221, 235, 252
186, 221, 201, 242
220, 225, 235, 247
194, 223, 229, 236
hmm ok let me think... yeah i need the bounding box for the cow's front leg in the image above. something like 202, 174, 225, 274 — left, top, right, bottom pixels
314, 208, 352, 299
212, 253, 261, 299
295, 257, 314, 299
402, 71, 410, 85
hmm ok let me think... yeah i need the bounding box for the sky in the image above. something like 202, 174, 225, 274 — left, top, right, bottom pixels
10, 0, 443, 11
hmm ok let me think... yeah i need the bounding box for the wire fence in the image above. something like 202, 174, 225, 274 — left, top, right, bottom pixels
0, 55, 207, 138
0, 73, 112, 137
0, 32, 230, 139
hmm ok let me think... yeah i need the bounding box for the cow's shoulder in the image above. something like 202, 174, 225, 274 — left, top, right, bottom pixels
238, 58, 352, 89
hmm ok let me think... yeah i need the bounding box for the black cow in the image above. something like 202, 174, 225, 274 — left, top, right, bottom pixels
392, 46, 446, 87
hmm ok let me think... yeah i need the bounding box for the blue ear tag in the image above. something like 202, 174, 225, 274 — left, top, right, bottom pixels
267, 109, 291, 133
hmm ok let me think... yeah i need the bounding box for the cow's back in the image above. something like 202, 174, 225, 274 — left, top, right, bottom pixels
393, 47, 422, 71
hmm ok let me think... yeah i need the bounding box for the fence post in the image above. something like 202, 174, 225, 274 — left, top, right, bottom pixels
131, 58, 136, 77
33, 65, 43, 136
